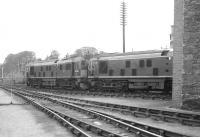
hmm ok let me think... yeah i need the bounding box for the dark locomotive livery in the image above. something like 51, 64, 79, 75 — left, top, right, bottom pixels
26, 50, 172, 93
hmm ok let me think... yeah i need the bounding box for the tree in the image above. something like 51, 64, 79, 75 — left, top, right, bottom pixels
46, 50, 60, 60
65, 53, 70, 59
0, 64, 3, 78
36, 58, 42, 61
75, 47, 98, 60
3, 51, 36, 75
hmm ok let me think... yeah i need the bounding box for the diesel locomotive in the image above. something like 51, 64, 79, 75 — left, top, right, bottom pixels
25, 50, 172, 93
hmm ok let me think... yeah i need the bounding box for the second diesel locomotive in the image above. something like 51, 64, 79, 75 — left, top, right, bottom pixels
26, 50, 172, 93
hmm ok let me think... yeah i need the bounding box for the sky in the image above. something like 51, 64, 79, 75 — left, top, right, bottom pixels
0, 0, 174, 63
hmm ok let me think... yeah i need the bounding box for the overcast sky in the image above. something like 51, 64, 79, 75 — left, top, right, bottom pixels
0, 0, 174, 63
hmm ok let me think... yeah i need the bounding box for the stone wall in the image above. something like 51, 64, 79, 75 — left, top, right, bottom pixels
172, 0, 184, 107
173, 0, 200, 107
183, 0, 200, 99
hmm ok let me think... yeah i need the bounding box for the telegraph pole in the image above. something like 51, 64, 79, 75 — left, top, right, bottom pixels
120, 1, 127, 53
1, 66, 3, 85
10, 72, 13, 104
1, 66, 3, 79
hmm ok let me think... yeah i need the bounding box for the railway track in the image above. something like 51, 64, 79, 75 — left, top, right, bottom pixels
45, 89, 171, 100
13, 85, 171, 100
5, 91, 92, 137
3, 87, 164, 137
2, 86, 199, 126
1, 86, 193, 137
20, 88, 200, 127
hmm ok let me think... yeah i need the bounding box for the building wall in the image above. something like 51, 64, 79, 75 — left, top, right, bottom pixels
183, 0, 200, 98
173, 0, 200, 107
173, 0, 184, 107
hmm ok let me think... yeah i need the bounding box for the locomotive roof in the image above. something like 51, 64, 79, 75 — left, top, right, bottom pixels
27, 50, 172, 66
98, 50, 169, 57
93, 50, 172, 61
27, 56, 84, 67
26, 60, 57, 67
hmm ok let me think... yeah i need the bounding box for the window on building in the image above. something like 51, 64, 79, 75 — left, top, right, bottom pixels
109, 69, 114, 76
60, 65, 62, 70
43, 72, 45, 77
153, 68, 159, 76
46, 66, 48, 71
99, 61, 108, 74
40, 67, 43, 71
120, 69, 125, 76
125, 60, 131, 68
49, 66, 51, 71
165, 69, 169, 72
39, 72, 41, 77
66, 64, 71, 70
146, 59, 152, 67
139, 60, 145, 67
51, 72, 54, 77
132, 69, 137, 76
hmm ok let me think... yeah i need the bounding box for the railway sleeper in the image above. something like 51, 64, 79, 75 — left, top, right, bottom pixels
73, 120, 81, 126
181, 119, 200, 126
161, 111, 177, 117
72, 129, 82, 137
147, 128, 163, 136
120, 110, 131, 115
164, 130, 187, 137
67, 116, 121, 137
177, 113, 199, 120
163, 116, 180, 123
149, 114, 164, 121
138, 108, 148, 113
82, 124, 91, 131
133, 112, 149, 118
108, 133, 115, 137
